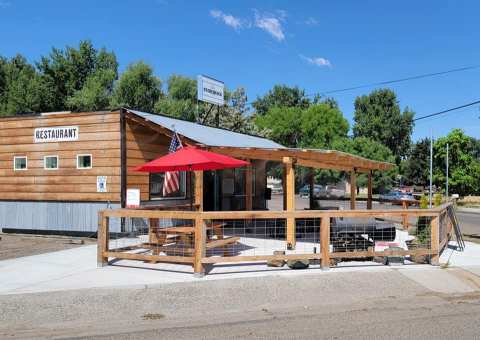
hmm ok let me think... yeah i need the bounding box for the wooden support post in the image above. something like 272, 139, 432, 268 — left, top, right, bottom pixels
350, 169, 356, 210
309, 170, 315, 210
282, 169, 287, 210
194, 216, 206, 277
284, 157, 296, 249
97, 211, 109, 267
367, 170, 373, 210
430, 215, 440, 265
320, 216, 330, 269
194, 170, 203, 211
245, 160, 253, 211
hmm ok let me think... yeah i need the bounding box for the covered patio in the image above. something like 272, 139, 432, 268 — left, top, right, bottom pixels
97, 109, 460, 277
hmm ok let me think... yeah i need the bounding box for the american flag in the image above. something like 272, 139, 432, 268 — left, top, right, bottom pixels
163, 132, 182, 196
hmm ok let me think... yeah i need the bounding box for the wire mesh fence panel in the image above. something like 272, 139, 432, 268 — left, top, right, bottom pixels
202, 218, 322, 259
107, 216, 196, 259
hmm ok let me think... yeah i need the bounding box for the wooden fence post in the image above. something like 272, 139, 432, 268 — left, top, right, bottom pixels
284, 157, 296, 249
320, 216, 330, 270
194, 216, 206, 277
430, 215, 440, 265
97, 211, 109, 267
350, 169, 356, 210
367, 170, 373, 210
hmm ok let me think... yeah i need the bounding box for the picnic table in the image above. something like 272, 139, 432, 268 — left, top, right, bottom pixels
146, 220, 240, 259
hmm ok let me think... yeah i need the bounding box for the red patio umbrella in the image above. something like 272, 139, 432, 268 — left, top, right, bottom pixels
134, 146, 250, 209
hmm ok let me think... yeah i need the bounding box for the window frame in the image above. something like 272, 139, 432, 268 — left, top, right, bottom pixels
149, 171, 187, 200
76, 154, 92, 169
13, 156, 28, 171
44, 155, 59, 170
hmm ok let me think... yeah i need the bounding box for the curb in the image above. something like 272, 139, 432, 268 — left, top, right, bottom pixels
457, 207, 480, 214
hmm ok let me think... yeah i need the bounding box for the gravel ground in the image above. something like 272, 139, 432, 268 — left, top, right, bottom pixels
1, 269, 480, 339
0, 233, 95, 261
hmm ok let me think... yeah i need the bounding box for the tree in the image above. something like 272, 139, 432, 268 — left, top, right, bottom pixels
433, 129, 480, 196
0, 55, 45, 116
112, 61, 162, 112
255, 103, 348, 149
402, 138, 430, 187
353, 88, 414, 162
37, 40, 118, 112
333, 136, 397, 193
66, 69, 116, 111
252, 85, 312, 115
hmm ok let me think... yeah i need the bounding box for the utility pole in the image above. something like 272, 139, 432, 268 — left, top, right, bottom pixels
446, 143, 449, 198
429, 130, 433, 208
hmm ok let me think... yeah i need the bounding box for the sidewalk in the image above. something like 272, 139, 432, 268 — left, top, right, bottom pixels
0, 240, 478, 295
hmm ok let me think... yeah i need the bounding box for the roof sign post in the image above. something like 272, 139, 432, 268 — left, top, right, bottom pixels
197, 75, 224, 106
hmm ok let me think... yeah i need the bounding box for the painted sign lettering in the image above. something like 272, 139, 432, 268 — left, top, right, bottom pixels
34, 126, 79, 143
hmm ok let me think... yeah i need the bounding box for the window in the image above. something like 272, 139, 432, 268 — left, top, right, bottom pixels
150, 172, 186, 199
14, 156, 27, 171
77, 154, 92, 169
44, 155, 58, 170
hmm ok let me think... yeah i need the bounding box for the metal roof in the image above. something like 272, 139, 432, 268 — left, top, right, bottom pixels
127, 109, 285, 149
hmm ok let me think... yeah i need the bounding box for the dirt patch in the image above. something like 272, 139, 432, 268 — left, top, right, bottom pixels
0, 233, 96, 261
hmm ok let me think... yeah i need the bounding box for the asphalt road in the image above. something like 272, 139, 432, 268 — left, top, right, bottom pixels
1, 269, 480, 339
457, 211, 480, 236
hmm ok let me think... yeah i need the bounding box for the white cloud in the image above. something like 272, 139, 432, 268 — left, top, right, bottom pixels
210, 9, 244, 30
254, 10, 286, 41
300, 54, 331, 67
305, 17, 318, 26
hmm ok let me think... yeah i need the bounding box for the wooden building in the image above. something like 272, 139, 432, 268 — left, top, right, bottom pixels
0, 108, 393, 235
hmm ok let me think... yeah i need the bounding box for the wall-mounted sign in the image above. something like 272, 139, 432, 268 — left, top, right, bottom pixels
34, 126, 79, 143
97, 176, 107, 193
126, 188, 140, 208
197, 75, 224, 106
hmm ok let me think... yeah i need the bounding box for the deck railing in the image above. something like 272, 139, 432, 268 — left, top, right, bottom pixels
97, 202, 455, 276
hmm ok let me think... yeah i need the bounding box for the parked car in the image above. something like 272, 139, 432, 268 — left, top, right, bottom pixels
299, 184, 323, 198
316, 185, 345, 199
379, 191, 413, 202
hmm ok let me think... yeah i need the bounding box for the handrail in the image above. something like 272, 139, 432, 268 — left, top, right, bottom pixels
101, 201, 454, 220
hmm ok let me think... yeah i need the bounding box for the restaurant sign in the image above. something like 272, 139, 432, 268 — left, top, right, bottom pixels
34, 126, 79, 143
197, 75, 224, 106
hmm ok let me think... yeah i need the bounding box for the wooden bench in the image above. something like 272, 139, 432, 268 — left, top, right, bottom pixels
146, 221, 240, 260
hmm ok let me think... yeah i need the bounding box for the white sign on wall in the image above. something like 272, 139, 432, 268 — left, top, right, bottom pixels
126, 188, 141, 208
97, 176, 107, 193
197, 75, 224, 106
34, 126, 79, 143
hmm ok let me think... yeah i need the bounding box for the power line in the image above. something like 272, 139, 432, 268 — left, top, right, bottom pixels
319, 65, 479, 96
246, 65, 479, 106
414, 100, 480, 121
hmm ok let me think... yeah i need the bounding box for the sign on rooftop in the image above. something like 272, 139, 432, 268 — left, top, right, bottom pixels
197, 75, 224, 106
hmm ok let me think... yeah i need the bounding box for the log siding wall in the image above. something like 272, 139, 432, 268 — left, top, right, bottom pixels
0, 111, 122, 202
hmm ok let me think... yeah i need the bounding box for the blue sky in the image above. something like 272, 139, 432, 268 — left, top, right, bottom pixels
1, 0, 479, 141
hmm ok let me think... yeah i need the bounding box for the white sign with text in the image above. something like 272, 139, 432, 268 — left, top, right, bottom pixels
197, 75, 224, 106
34, 126, 79, 143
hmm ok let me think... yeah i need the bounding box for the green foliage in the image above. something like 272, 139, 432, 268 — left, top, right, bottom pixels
252, 85, 312, 116
402, 138, 430, 187
419, 195, 429, 209
332, 136, 397, 192
433, 129, 480, 196
434, 193, 443, 206
66, 69, 116, 111
111, 61, 162, 112
0, 55, 45, 115
255, 103, 348, 149
353, 88, 414, 161
37, 40, 118, 112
